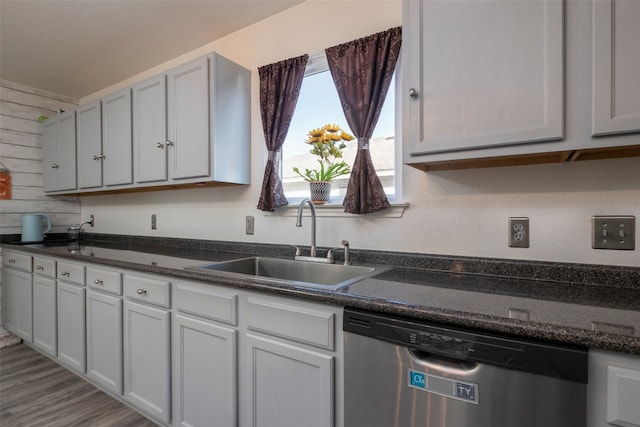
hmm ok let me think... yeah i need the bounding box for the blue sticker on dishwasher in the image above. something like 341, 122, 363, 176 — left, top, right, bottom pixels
409, 370, 427, 390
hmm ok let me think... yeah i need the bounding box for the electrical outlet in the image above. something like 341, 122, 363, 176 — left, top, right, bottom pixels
246, 215, 254, 235
151, 214, 157, 230
509, 217, 529, 248
89, 214, 95, 227
592, 216, 635, 250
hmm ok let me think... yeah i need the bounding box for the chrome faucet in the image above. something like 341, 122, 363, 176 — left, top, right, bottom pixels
296, 199, 317, 257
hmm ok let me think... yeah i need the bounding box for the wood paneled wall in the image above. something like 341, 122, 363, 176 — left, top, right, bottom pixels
0, 79, 80, 236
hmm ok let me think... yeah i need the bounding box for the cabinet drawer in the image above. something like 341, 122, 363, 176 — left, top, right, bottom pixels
33, 257, 56, 278
57, 261, 85, 285
175, 281, 237, 325
87, 266, 122, 295
124, 274, 170, 308
246, 296, 335, 350
3, 251, 32, 272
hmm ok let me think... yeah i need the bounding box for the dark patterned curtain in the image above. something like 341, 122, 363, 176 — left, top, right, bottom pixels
325, 27, 402, 214
257, 55, 309, 211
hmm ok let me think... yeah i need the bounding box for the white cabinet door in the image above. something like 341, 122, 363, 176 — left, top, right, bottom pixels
167, 56, 210, 180
77, 101, 103, 189
102, 88, 133, 186
404, 0, 564, 157
57, 282, 86, 374
42, 118, 59, 193
32, 275, 57, 356
87, 290, 123, 395
173, 314, 237, 427
1, 268, 31, 339
42, 110, 77, 192
244, 333, 334, 427
588, 350, 640, 427
592, 0, 640, 136
133, 75, 167, 183
124, 300, 170, 423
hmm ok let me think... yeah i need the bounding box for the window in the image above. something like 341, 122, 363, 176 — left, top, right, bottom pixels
281, 54, 397, 202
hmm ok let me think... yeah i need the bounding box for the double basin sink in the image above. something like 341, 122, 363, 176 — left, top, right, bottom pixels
186, 256, 386, 290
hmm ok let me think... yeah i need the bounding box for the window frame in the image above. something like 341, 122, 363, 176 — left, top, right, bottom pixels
279, 52, 403, 206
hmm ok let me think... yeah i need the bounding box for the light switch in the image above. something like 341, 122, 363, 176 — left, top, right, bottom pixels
592, 216, 635, 250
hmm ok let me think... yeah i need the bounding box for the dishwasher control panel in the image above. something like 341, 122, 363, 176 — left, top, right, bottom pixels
343, 308, 588, 383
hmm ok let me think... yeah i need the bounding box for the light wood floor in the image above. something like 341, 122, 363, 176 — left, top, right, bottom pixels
0, 343, 159, 426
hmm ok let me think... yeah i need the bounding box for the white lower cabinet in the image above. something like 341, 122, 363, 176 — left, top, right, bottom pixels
87, 290, 123, 395
588, 350, 640, 427
241, 295, 341, 427
32, 275, 57, 357
244, 334, 334, 427
173, 314, 237, 427
1, 267, 32, 341
57, 282, 86, 373
124, 298, 171, 424
124, 274, 171, 423
172, 280, 238, 427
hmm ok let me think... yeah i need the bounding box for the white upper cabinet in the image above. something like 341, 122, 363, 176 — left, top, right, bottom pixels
42, 110, 77, 192
102, 88, 133, 186
592, 0, 640, 136
77, 89, 133, 190
77, 101, 102, 189
43, 51, 249, 194
167, 56, 210, 180
403, 0, 640, 170
133, 75, 168, 183
404, 0, 564, 160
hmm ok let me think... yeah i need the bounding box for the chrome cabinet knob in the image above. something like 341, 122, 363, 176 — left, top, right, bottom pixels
36, 265, 44, 270
156, 142, 165, 148
92, 154, 105, 160
51, 164, 60, 169
165, 140, 174, 147
409, 88, 418, 99
93, 279, 103, 285
8, 259, 16, 264
136, 288, 147, 295
61, 271, 70, 276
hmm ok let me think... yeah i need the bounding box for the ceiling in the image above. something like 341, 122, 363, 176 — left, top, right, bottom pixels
0, 0, 305, 100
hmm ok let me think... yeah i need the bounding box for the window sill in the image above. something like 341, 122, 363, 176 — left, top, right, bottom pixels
264, 201, 409, 218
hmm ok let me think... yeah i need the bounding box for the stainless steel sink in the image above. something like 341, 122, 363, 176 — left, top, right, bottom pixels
186, 257, 385, 290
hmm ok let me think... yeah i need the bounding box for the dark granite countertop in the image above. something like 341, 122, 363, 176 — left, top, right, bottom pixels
2, 234, 639, 355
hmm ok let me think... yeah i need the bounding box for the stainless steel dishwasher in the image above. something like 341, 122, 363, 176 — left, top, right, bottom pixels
344, 308, 588, 427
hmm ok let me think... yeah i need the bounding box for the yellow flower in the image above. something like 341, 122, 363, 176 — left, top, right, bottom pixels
323, 123, 341, 133
308, 128, 324, 138
341, 132, 355, 141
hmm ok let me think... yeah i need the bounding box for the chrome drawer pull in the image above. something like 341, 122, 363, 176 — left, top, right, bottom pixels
136, 288, 147, 295
36, 265, 44, 270
61, 271, 70, 276
93, 279, 104, 285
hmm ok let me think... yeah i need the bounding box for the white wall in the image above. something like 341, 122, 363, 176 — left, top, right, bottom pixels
79, 0, 640, 267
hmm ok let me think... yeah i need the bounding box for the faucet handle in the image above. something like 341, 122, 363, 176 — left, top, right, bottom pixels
326, 249, 335, 264
289, 245, 302, 258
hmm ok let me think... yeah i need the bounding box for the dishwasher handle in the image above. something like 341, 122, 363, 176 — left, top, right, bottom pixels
408, 348, 480, 375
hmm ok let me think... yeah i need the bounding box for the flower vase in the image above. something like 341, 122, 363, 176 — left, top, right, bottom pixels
309, 181, 332, 204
